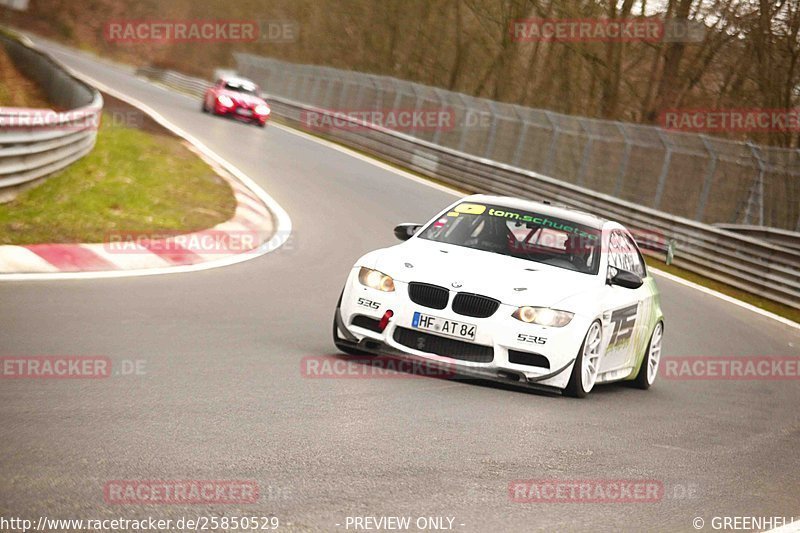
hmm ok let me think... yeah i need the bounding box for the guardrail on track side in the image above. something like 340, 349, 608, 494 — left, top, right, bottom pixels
0, 31, 102, 201
137, 66, 800, 310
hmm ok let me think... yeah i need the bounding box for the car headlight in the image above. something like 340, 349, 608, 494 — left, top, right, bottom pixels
217, 95, 234, 107
358, 267, 395, 292
255, 104, 270, 116
512, 307, 573, 327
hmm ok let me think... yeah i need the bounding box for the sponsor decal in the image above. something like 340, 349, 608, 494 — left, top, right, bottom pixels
517, 334, 547, 345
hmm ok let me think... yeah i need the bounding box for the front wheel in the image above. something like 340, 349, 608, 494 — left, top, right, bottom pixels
631, 321, 663, 389
564, 321, 602, 398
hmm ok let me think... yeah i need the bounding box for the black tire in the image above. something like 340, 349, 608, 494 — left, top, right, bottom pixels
564, 321, 601, 398
631, 321, 663, 390
201, 99, 208, 113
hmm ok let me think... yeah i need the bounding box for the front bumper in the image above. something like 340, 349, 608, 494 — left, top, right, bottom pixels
336, 271, 594, 391
213, 103, 269, 124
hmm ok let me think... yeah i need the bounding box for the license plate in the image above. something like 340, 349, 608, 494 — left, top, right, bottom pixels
237, 109, 253, 116
412, 312, 476, 341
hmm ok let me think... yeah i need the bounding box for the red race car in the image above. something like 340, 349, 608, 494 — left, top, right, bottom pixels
202, 76, 271, 127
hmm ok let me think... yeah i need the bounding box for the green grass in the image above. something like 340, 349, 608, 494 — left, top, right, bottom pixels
646, 257, 799, 324
0, 113, 236, 244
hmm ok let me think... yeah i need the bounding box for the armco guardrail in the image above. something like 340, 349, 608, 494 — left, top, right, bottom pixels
714, 225, 800, 252
0, 32, 102, 201
136, 66, 210, 98
139, 66, 800, 310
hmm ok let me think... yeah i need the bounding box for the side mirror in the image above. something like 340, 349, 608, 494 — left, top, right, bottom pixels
394, 223, 422, 241
608, 267, 643, 289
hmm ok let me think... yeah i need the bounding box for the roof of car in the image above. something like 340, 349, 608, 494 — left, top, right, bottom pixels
461, 194, 609, 229
220, 76, 257, 87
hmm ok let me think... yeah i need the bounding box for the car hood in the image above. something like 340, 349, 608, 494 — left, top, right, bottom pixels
218, 90, 267, 107
367, 239, 600, 308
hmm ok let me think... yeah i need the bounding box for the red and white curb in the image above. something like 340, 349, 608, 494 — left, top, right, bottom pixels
0, 64, 291, 280
0, 170, 272, 274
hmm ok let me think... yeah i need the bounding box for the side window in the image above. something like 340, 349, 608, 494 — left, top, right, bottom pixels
609, 231, 645, 278
607, 231, 624, 270
622, 233, 647, 278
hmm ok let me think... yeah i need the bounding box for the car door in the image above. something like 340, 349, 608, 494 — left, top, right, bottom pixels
598, 230, 649, 376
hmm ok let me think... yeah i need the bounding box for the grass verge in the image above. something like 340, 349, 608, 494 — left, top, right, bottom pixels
0, 112, 236, 244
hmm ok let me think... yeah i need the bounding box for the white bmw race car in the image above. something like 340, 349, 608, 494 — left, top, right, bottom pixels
333, 195, 664, 397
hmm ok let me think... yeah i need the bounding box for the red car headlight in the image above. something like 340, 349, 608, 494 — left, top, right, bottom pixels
254, 104, 270, 116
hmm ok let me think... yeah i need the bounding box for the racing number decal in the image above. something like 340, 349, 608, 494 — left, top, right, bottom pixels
608, 303, 638, 346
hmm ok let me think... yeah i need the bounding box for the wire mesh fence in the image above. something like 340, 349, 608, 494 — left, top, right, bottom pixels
234, 53, 800, 231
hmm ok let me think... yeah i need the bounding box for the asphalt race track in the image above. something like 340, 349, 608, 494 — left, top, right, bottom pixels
1, 37, 799, 532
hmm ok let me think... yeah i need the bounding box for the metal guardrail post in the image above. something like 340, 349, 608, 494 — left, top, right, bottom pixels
576, 120, 594, 186
666, 240, 676, 265
431, 88, 449, 146
483, 101, 499, 159
743, 142, 766, 226
695, 135, 718, 222
613, 123, 632, 197
543, 111, 560, 177
390, 81, 404, 111
511, 118, 529, 168
456, 93, 472, 153
411, 83, 426, 135
367, 76, 383, 109
653, 130, 673, 208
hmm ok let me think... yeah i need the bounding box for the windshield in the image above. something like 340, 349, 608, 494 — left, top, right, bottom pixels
419, 202, 602, 274
223, 80, 258, 95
